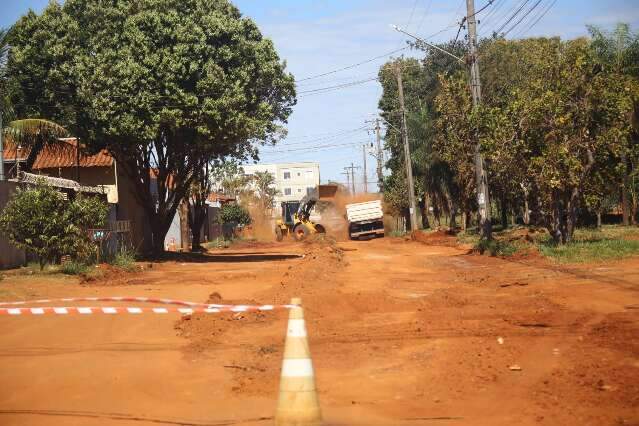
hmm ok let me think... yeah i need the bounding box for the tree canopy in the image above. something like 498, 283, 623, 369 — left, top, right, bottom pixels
6, 0, 296, 254
378, 25, 639, 243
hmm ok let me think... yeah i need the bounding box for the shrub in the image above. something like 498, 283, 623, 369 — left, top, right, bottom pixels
0, 181, 108, 269
219, 203, 251, 226
111, 249, 137, 272
61, 261, 89, 275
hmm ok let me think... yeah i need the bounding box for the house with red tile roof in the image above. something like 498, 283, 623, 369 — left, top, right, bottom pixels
2, 137, 152, 253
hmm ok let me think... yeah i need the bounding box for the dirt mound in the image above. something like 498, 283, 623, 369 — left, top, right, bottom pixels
410, 229, 459, 247
79, 263, 145, 286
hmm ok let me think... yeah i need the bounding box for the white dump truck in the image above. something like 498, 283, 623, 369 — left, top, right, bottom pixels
345, 199, 385, 240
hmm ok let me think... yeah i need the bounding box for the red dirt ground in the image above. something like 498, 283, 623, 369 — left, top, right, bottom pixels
0, 236, 637, 425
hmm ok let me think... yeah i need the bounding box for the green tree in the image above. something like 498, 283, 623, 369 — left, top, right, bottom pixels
0, 182, 108, 269
1, 28, 70, 174
252, 170, 279, 214
6, 0, 296, 255
219, 203, 251, 226
588, 23, 639, 225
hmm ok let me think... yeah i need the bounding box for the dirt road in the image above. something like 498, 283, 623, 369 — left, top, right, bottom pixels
0, 237, 637, 425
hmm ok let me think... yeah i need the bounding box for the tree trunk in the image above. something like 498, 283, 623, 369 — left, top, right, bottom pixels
621, 153, 631, 226
461, 209, 467, 231
500, 194, 508, 230
511, 208, 516, 227
188, 201, 207, 252
596, 211, 602, 229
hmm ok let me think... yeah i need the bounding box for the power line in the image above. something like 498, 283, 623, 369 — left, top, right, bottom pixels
297, 77, 379, 97
414, 0, 435, 34
515, 0, 556, 37
494, 0, 531, 35
295, 48, 408, 83
502, 0, 544, 37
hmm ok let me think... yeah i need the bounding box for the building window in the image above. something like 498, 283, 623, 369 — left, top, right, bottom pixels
297, 188, 302, 193
306, 187, 314, 196
284, 188, 292, 195
297, 172, 301, 177
283, 171, 291, 179
306, 170, 313, 180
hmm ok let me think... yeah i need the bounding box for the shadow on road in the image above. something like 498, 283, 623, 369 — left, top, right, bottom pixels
145, 252, 303, 264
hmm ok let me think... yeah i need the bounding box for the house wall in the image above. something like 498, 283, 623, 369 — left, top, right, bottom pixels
36, 164, 151, 254
0, 181, 27, 269
35, 166, 116, 187
116, 165, 152, 253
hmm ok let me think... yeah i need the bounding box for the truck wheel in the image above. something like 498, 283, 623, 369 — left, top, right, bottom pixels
293, 224, 310, 241
275, 226, 284, 241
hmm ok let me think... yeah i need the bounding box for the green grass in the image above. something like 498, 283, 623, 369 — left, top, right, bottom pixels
60, 261, 90, 275
539, 226, 639, 263
456, 224, 639, 262
111, 249, 138, 272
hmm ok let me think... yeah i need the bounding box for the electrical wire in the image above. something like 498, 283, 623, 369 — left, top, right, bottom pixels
494, 0, 531, 35
295, 47, 408, 83
514, 0, 556, 37
414, 0, 434, 34
297, 77, 379, 97
502, 0, 544, 37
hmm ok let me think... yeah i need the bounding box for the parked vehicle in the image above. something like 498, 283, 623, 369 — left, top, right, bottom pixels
346, 200, 385, 239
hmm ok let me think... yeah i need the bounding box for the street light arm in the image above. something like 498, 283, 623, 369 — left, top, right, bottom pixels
391, 25, 464, 63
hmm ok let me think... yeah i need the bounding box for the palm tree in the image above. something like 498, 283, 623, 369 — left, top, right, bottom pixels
588, 23, 639, 225
1, 28, 69, 178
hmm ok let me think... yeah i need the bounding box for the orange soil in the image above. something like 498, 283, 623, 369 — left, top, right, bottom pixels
0, 237, 637, 425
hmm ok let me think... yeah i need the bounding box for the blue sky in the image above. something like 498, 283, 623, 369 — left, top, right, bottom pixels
3, 0, 639, 190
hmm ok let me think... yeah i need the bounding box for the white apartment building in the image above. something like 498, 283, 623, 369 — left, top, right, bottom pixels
242, 162, 320, 212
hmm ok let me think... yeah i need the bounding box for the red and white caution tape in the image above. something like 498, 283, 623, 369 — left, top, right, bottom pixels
0, 297, 296, 311
0, 305, 283, 316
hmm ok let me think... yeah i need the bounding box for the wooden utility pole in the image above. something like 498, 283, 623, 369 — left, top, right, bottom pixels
395, 63, 419, 232
375, 118, 384, 192
466, 0, 492, 239
362, 144, 368, 193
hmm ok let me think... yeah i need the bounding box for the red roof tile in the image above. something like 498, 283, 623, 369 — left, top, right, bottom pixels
2, 138, 113, 168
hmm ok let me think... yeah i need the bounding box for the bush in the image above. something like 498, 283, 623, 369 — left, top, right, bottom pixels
219, 203, 251, 226
111, 249, 137, 272
476, 238, 517, 257
61, 261, 89, 275
0, 181, 109, 269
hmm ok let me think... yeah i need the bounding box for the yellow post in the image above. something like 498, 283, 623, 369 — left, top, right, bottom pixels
275, 298, 321, 426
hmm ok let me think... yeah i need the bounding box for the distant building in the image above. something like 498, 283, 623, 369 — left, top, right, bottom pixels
243, 162, 320, 201
242, 162, 320, 216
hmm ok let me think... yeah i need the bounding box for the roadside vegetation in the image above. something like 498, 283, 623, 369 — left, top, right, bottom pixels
380, 24, 639, 246
456, 225, 639, 263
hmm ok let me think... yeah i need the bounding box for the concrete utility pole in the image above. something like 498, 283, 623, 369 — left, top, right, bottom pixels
395, 63, 419, 232
362, 144, 368, 193
466, 0, 492, 239
343, 163, 360, 195
375, 118, 384, 192
341, 169, 351, 194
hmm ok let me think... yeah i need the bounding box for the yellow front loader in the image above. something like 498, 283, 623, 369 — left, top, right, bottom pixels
274, 184, 337, 241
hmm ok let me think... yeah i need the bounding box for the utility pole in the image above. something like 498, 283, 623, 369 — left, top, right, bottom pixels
395, 63, 419, 231
375, 118, 384, 192
362, 144, 368, 193
342, 168, 351, 194
343, 163, 360, 195
466, 0, 492, 239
